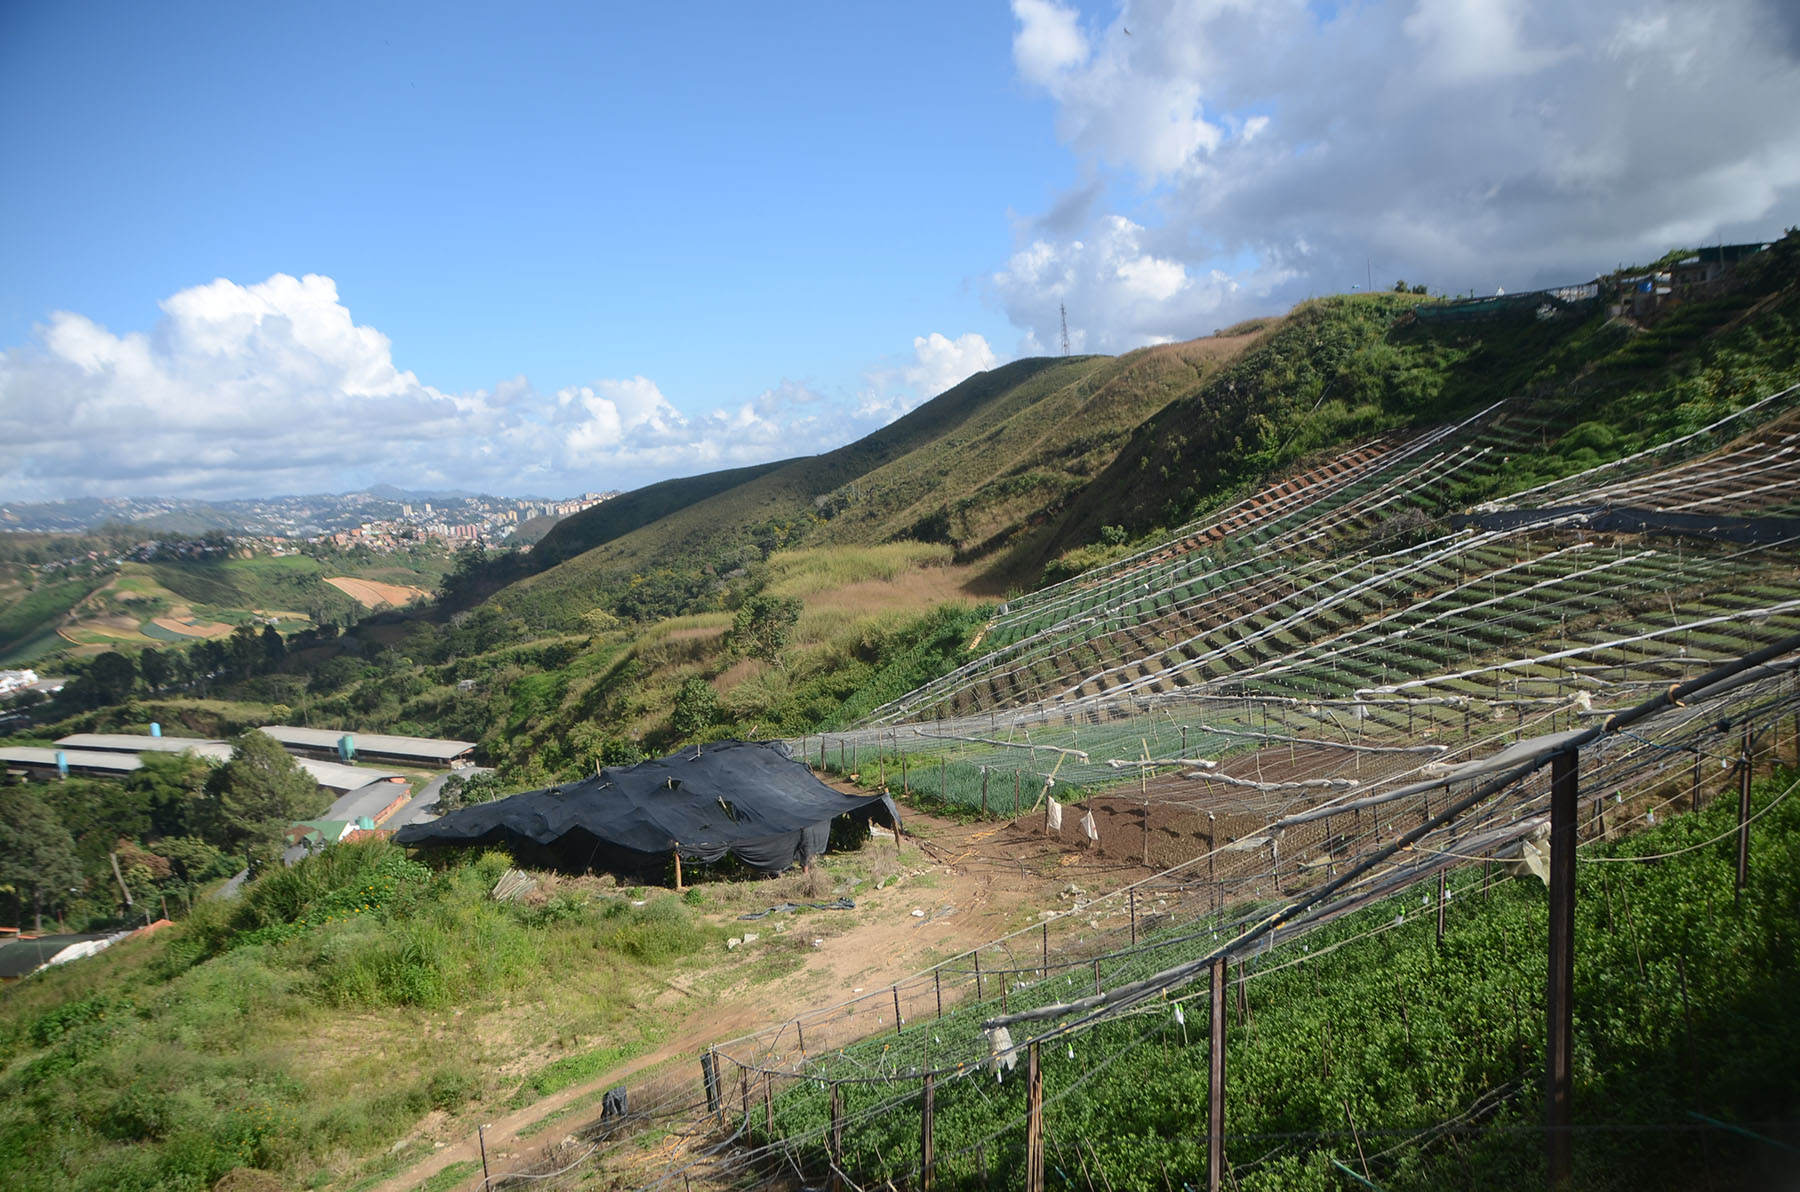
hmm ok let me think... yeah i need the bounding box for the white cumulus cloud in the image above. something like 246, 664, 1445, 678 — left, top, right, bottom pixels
905, 333, 999, 401
997, 0, 1800, 354
0, 274, 883, 501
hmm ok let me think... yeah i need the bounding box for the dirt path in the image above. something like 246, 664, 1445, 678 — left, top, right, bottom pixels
364, 813, 1087, 1192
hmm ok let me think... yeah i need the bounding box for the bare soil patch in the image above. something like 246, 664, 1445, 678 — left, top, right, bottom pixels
148, 607, 235, 639
325, 576, 430, 608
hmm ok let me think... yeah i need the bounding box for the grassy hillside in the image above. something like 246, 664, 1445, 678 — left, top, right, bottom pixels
810, 332, 1267, 563
528, 458, 793, 568
497, 356, 1102, 629
0, 842, 723, 1192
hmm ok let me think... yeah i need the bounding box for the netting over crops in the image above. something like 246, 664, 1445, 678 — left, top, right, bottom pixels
599, 642, 1800, 1192
783, 386, 1800, 823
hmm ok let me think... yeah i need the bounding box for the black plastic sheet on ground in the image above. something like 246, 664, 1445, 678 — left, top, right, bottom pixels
394, 740, 900, 880
1453, 505, 1800, 543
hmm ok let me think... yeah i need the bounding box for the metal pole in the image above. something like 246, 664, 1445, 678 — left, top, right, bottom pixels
478, 1124, 492, 1191
1546, 748, 1578, 1190
1209, 957, 1227, 1192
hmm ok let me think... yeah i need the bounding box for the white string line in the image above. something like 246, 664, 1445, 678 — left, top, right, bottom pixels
880, 488, 1800, 738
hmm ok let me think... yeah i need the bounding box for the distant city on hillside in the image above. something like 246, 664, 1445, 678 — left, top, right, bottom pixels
0, 487, 618, 544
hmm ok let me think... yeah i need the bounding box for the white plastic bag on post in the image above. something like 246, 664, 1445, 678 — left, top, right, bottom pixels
1047, 797, 1064, 833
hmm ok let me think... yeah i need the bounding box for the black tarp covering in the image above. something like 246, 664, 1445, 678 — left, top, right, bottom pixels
394, 740, 900, 880
1452, 505, 1800, 544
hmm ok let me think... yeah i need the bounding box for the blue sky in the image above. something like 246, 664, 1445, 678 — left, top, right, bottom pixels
4, 1, 1797, 502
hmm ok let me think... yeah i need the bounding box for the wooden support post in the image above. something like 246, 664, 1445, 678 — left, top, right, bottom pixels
981, 767, 988, 815
741, 1066, 750, 1127
934, 968, 943, 1019
1592, 796, 1605, 842
1737, 727, 1753, 898
1129, 889, 1138, 945
796, 1019, 804, 1056
478, 1124, 492, 1192
1546, 748, 1578, 1190
921, 1073, 936, 1191
973, 952, 983, 1000
1692, 750, 1702, 814
672, 846, 683, 892
1014, 769, 1021, 813
1093, 957, 1103, 996
1025, 1042, 1044, 1192
1209, 957, 1227, 1192
893, 986, 903, 1035
828, 1083, 843, 1192
702, 1049, 721, 1122
765, 1076, 773, 1134
902, 755, 909, 796
1041, 922, 1049, 978
1437, 868, 1446, 946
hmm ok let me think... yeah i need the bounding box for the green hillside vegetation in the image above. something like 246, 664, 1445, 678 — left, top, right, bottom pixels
0, 842, 726, 1192
288, 543, 987, 786
498, 356, 1102, 629
0, 574, 105, 662
527, 458, 793, 568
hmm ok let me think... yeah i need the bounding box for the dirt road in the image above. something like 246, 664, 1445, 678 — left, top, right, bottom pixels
364, 812, 1096, 1192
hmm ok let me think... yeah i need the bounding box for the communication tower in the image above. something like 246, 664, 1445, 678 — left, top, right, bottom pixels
1059, 303, 1070, 356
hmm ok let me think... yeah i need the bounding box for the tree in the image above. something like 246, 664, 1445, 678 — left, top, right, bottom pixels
86, 649, 136, 707
0, 788, 84, 931
228, 624, 261, 679
671, 676, 721, 740
205, 731, 328, 862
730, 593, 802, 667
127, 751, 213, 839
260, 624, 286, 669
138, 647, 171, 694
